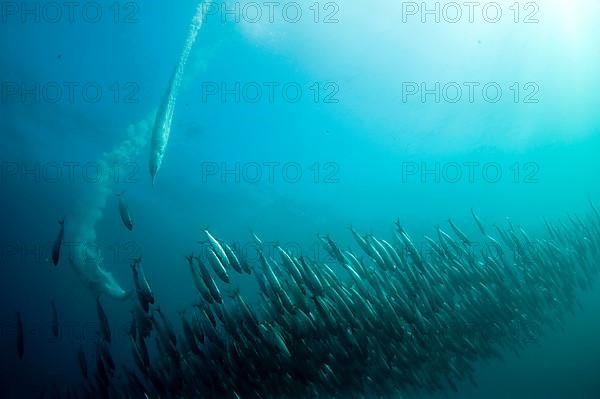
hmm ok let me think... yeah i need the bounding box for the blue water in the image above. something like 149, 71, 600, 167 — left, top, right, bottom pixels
1, 0, 600, 397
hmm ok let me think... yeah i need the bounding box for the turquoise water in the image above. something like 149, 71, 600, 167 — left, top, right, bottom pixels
1, 0, 600, 397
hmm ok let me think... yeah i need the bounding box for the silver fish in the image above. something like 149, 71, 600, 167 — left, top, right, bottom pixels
116, 192, 134, 231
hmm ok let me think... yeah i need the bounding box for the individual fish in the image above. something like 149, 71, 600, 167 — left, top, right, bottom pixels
52, 218, 65, 266
148, 3, 209, 186
259, 251, 282, 293
397, 229, 424, 272
348, 225, 371, 256
471, 208, 487, 236
195, 303, 217, 330
320, 234, 346, 264
16, 311, 24, 359
131, 257, 154, 312
116, 192, 134, 231
130, 343, 147, 378
50, 301, 59, 338
95, 348, 110, 385
277, 246, 303, 287
196, 257, 222, 304
186, 255, 214, 304
298, 257, 324, 296
207, 247, 230, 284
223, 243, 243, 274
98, 342, 115, 372
133, 305, 153, 340
155, 306, 177, 346
250, 230, 263, 245
128, 310, 137, 341
77, 346, 88, 378
149, 66, 178, 186
180, 312, 200, 355
131, 335, 150, 372
204, 230, 231, 269
96, 297, 111, 343
448, 218, 471, 244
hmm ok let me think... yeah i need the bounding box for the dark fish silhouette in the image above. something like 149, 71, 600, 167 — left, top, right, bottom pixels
52, 219, 64, 266
130, 257, 154, 313
96, 297, 111, 343
77, 345, 88, 378
116, 192, 134, 231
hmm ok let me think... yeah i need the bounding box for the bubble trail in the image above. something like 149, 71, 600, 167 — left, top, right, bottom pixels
149, 0, 214, 186
69, 0, 212, 299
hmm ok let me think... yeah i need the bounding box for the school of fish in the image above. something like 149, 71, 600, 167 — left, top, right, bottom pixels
27, 203, 600, 398
15, 2, 600, 397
